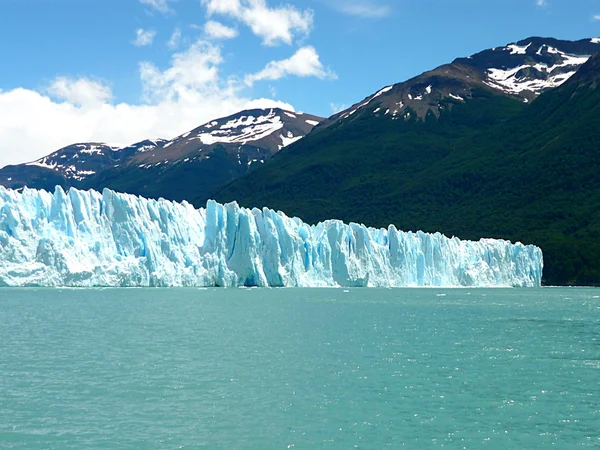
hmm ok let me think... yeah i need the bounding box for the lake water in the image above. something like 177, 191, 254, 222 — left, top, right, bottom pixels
1, 287, 599, 449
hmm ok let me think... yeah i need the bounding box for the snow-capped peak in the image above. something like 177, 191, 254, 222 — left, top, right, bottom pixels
329, 36, 600, 126
24, 143, 121, 181
183, 109, 300, 146
128, 108, 323, 170
453, 37, 600, 98
151, 108, 322, 157
19, 140, 168, 182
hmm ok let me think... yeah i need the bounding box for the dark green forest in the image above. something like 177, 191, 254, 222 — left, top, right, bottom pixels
82, 146, 254, 204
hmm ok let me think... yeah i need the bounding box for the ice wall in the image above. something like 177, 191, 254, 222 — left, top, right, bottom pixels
0, 186, 543, 287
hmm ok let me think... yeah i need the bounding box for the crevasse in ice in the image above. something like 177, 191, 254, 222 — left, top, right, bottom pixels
0, 186, 543, 287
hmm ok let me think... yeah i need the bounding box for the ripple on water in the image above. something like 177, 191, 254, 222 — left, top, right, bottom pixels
0, 287, 599, 448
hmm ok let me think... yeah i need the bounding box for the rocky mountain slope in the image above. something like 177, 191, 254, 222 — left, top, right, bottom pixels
213, 38, 600, 286
316, 36, 599, 129
82, 108, 322, 202
0, 108, 322, 201
0, 140, 166, 192
131, 108, 320, 167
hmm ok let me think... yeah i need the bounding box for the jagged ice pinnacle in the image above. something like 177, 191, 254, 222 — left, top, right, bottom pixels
0, 187, 543, 287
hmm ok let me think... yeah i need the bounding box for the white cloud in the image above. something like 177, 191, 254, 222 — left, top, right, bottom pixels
168, 28, 182, 49
332, 1, 391, 18
139, 40, 224, 102
202, 0, 313, 46
536, 0, 547, 7
140, 0, 174, 14
46, 77, 112, 107
244, 46, 336, 86
594, 14, 600, 20
204, 0, 242, 16
204, 20, 239, 39
0, 40, 295, 168
133, 28, 156, 47
242, 2, 313, 46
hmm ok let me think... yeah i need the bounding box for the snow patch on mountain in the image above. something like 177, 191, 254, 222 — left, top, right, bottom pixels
185, 109, 294, 146
26, 160, 58, 170
279, 132, 302, 148
373, 85, 394, 98
78, 144, 115, 155
341, 86, 394, 120
24, 143, 121, 181
486, 65, 577, 94
506, 42, 532, 54
135, 144, 161, 153
484, 47, 591, 96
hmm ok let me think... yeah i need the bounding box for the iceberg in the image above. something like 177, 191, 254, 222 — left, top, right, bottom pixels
0, 186, 543, 287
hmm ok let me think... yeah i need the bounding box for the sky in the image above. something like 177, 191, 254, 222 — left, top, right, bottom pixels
0, 0, 599, 168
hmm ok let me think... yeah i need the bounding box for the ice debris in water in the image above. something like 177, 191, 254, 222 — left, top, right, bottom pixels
0, 186, 543, 287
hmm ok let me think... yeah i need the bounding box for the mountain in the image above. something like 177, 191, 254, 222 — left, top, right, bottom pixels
80, 108, 322, 202
132, 108, 321, 167
0, 140, 166, 191
213, 38, 600, 286
0, 108, 322, 202
316, 36, 600, 130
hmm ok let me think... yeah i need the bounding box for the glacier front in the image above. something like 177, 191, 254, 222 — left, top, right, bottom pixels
0, 186, 543, 287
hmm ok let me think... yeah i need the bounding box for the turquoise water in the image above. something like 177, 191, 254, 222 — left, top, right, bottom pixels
0, 288, 599, 449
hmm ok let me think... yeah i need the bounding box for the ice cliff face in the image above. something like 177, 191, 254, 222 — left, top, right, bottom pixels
0, 187, 543, 287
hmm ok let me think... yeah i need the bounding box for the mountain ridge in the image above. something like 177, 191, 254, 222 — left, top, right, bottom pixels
80, 108, 323, 202
0, 108, 323, 201
314, 36, 600, 132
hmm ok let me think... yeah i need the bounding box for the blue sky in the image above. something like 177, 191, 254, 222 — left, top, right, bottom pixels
0, 0, 599, 167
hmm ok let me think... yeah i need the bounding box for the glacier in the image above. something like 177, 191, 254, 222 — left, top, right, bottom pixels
0, 186, 543, 287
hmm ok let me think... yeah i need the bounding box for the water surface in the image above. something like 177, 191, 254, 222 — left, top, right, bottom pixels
1, 287, 599, 448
